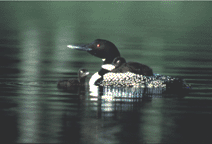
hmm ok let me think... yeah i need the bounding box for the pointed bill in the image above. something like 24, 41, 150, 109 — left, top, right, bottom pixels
67, 45, 92, 51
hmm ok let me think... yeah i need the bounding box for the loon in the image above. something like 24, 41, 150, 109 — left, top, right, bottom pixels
67, 39, 152, 85
102, 57, 153, 76
67, 40, 191, 94
57, 68, 89, 88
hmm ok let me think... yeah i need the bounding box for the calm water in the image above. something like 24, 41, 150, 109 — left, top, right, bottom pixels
0, 2, 212, 143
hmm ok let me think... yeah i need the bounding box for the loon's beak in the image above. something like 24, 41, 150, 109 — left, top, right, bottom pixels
81, 71, 89, 77
67, 45, 92, 51
102, 64, 115, 71
85, 72, 90, 76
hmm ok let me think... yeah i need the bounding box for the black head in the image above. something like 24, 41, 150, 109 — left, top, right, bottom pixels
112, 57, 126, 68
78, 68, 89, 82
87, 39, 120, 59
68, 39, 121, 64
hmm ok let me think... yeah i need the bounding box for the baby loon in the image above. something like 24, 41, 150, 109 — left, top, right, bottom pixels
57, 68, 89, 88
68, 39, 152, 85
102, 57, 153, 76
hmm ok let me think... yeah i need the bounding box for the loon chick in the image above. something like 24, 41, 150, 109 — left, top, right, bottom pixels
102, 57, 153, 76
57, 68, 89, 88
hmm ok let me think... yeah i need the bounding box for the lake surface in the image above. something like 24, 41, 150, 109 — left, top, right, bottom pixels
0, 1, 212, 143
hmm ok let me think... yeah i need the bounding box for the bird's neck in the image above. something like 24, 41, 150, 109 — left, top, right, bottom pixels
79, 77, 86, 83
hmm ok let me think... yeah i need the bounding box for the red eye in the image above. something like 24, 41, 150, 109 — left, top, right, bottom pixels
97, 44, 100, 47
117, 60, 120, 63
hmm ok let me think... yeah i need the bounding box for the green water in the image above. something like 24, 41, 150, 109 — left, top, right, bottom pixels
0, 1, 212, 143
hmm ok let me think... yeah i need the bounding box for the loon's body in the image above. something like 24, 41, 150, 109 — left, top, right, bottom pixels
68, 39, 152, 85
57, 68, 89, 88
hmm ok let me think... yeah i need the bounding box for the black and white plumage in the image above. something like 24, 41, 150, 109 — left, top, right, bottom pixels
100, 72, 191, 94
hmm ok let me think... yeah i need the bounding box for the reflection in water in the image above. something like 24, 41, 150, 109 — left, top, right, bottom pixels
87, 84, 190, 124
17, 27, 41, 143
94, 87, 159, 119
101, 87, 143, 118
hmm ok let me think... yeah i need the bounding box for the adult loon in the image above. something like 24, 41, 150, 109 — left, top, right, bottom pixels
67, 39, 151, 85
57, 68, 89, 88
102, 57, 153, 76
67, 40, 191, 94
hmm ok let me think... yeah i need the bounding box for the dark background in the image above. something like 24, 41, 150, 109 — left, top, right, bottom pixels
0, 1, 212, 143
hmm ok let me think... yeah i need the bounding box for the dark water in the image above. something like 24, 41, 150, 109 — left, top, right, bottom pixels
0, 1, 212, 143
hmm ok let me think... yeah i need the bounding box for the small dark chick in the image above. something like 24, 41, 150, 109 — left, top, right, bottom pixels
57, 68, 89, 88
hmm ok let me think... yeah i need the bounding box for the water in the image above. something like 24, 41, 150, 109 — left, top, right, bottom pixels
0, 1, 212, 143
